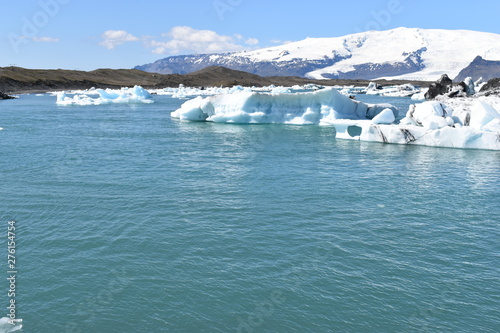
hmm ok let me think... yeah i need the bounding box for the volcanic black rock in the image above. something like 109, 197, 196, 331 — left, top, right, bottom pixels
425, 74, 453, 100
0, 91, 15, 100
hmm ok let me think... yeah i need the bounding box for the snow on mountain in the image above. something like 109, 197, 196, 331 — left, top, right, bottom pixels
135, 28, 500, 81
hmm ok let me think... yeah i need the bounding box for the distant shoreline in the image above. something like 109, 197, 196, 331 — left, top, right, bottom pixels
0, 66, 432, 95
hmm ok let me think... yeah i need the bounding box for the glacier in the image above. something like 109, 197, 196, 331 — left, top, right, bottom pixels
56, 86, 154, 106
172, 88, 500, 150
137, 28, 500, 82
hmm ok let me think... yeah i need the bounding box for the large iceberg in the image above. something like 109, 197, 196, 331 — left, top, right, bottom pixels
329, 97, 500, 150
56, 86, 153, 106
171, 88, 397, 125
172, 88, 500, 150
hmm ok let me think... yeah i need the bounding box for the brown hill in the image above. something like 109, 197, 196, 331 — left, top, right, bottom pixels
0, 66, 432, 94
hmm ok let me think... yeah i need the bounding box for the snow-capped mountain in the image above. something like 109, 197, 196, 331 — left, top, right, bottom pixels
135, 28, 500, 81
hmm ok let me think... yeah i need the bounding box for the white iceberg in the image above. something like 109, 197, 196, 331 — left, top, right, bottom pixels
408, 101, 452, 130
173, 88, 500, 150
333, 122, 500, 150
365, 83, 421, 98
334, 97, 500, 150
410, 89, 428, 101
171, 88, 396, 125
150, 84, 323, 98
56, 86, 154, 106
371, 108, 396, 124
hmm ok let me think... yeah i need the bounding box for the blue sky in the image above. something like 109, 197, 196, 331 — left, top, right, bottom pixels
1, 0, 500, 71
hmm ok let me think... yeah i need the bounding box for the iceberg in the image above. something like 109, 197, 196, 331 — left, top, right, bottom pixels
334, 97, 500, 150
173, 87, 500, 150
330, 119, 500, 149
149, 84, 322, 98
171, 88, 397, 125
366, 83, 421, 98
411, 90, 427, 101
56, 86, 153, 106
371, 108, 396, 124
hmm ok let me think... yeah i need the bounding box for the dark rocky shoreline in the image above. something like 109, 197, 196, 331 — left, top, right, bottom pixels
0, 91, 15, 100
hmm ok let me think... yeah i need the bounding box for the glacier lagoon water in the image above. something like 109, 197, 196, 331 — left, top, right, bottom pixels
0, 93, 499, 332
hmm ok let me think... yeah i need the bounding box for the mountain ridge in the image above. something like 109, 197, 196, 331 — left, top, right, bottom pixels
135, 27, 500, 81
455, 56, 500, 82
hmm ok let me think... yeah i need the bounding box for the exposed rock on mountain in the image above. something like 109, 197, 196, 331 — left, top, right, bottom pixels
455, 56, 500, 82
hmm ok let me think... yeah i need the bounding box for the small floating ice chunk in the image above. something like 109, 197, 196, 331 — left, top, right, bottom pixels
0, 317, 22, 332
270, 86, 292, 94
411, 90, 427, 101
371, 108, 396, 124
366, 103, 399, 119
56, 86, 154, 106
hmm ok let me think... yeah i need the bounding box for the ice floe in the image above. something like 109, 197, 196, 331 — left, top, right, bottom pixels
56, 86, 154, 105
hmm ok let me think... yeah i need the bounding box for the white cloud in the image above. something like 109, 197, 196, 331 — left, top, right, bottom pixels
245, 38, 259, 46
146, 26, 259, 55
99, 30, 139, 50
97, 26, 260, 55
32, 36, 60, 42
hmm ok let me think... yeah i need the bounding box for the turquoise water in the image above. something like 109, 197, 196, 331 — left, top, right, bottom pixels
0, 94, 499, 332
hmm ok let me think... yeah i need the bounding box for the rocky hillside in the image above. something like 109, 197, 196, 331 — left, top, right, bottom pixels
454, 56, 500, 82
0, 66, 432, 94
